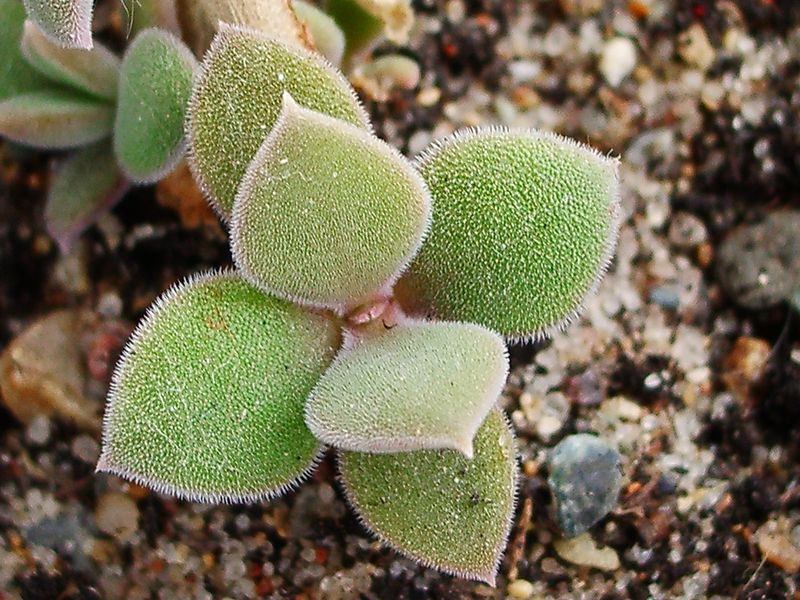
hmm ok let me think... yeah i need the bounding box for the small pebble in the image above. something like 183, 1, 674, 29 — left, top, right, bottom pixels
599, 37, 637, 87
554, 533, 621, 571
717, 211, 800, 309
507, 578, 535, 598
95, 493, 139, 542
755, 521, 800, 573
678, 24, 715, 71
548, 434, 623, 537
25, 415, 51, 446
71, 435, 100, 463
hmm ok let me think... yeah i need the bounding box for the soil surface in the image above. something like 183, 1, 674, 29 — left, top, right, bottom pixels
2, 1, 800, 599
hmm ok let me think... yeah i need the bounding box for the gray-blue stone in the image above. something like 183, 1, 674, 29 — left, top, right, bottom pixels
548, 434, 623, 538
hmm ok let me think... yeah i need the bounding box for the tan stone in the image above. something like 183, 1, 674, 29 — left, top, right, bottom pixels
0, 310, 99, 431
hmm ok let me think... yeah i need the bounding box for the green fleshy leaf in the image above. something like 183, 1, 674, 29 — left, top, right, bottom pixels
23, 0, 93, 49
306, 320, 508, 456
114, 28, 197, 184
231, 94, 430, 312
45, 140, 128, 253
339, 409, 518, 585
294, 0, 345, 66
0, 0, 52, 101
397, 129, 621, 342
325, 0, 386, 59
187, 22, 370, 218
98, 271, 341, 503
792, 289, 800, 314
21, 20, 120, 101
0, 89, 113, 149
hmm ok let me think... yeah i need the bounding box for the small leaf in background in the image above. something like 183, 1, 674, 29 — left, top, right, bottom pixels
98, 271, 341, 503
175, 0, 310, 57
114, 28, 197, 184
306, 320, 508, 456
23, 0, 94, 49
293, 0, 345, 66
793, 289, 800, 314
21, 20, 120, 101
351, 53, 420, 101
45, 140, 128, 253
0, 0, 51, 100
0, 89, 113, 149
325, 0, 383, 61
231, 95, 430, 311
397, 129, 621, 342
187, 22, 370, 218
338, 409, 518, 585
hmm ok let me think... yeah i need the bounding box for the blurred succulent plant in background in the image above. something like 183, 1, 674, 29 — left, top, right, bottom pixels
1, 0, 622, 585
0, 0, 418, 252
0, 0, 196, 251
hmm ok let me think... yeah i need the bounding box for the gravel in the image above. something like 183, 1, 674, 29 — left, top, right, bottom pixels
1, 0, 800, 598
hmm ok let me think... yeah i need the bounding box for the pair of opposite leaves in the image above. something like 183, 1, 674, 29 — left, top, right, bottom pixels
99, 23, 620, 583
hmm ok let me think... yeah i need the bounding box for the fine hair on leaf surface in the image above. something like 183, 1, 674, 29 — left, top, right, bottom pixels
0, 89, 114, 149
338, 409, 518, 585
114, 28, 198, 184
396, 127, 621, 343
45, 140, 129, 253
98, 270, 341, 503
230, 94, 430, 312
23, 0, 94, 49
186, 21, 371, 218
20, 19, 120, 101
306, 319, 508, 457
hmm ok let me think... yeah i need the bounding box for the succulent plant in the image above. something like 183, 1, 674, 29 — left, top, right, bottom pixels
95, 15, 621, 585
1, 0, 622, 585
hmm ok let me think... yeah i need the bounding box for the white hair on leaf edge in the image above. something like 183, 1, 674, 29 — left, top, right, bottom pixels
96, 268, 326, 505
336, 409, 520, 586
412, 126, 623, 346
229, 92, 432, 316
185, 21, 373, 222
304, 317, 508, 458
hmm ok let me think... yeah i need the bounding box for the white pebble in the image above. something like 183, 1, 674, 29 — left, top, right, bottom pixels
96, 493, 139, 541
600, 37, 637, 87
